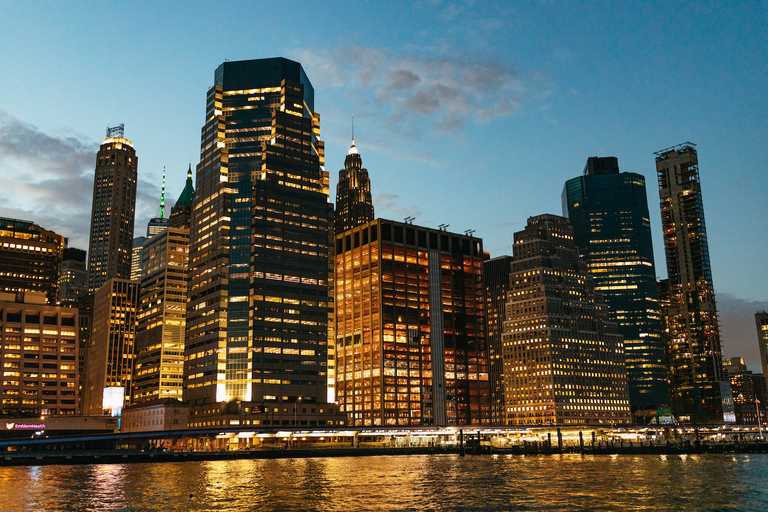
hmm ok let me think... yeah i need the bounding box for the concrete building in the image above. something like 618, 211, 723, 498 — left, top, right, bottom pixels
502, 215, 631, 426
0, 217, 66, 304
0, 292, 79, 417
655, 143, 729, 423
82, 279, 139, 415
334, 219, 489, 426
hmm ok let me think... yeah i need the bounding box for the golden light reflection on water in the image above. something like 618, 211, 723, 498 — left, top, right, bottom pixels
0, 454, 765, 511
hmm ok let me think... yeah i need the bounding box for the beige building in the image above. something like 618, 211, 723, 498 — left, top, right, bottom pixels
0, 292, 79, 416
502, 215, 631, 425
121, 398, 189, 432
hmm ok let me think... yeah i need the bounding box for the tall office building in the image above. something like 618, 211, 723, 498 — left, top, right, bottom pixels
82, 278, 138, 415
502, 215, 631, 425
563, 157, 668, 419
335, 140, 374, 233
0, 217, 66, 304
130, 237, 147, 282
88, 125, 138, 293
184, 58, 331, 427
483, 255, 513, 426
58, 248, 88, 305
0, 292, 79, 417
655, 143, 728, 423
756, 312, 768, 391
334, 219, 489, 426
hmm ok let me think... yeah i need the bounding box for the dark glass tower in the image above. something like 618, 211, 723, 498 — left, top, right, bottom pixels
335, 140, 373, 233
185, 58, 330, 424
655, 143, 726, 423
483, 255, 513, 426
87, 125, 137, 293
563, 157, 669, 420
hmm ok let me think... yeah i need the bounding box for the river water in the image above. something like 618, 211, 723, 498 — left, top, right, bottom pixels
0, 453, 765, 511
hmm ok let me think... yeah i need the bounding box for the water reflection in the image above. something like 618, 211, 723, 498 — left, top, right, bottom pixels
0, 454, 765, 511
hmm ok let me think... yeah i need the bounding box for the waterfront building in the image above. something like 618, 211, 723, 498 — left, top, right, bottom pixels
82, 279, 138, 415
335, 139, 374, 233
87, 125, 138, 293
502, 214, 631, 425
655, 143, 729, 423
334, 219, 489, 426
726, 364, 767, 426
0, 292, 79, 417
562, 157, 669, 420
483, 255, 513, 426
0, 217, 66, 304
184, 58, 334, 428
58, 248, 88, 305
756, 311, 768, 391
121, 398, 189, 433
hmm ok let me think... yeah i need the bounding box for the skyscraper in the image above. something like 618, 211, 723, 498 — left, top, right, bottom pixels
335, 139, 374, 233
87, 125, 138, 293
502, 215, 631, 425
655, 143, 728, 423
334, 219, 489, 426
184, 58, 331, 426
58, 248, 88, 305
563, 157, 668, 420
0, 217, 66, 303
756, 311, 768, 391
483, 255, 513, 426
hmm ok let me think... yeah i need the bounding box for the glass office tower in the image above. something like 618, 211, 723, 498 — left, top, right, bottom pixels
185, 58, 331, 427
563, 157, 669, 420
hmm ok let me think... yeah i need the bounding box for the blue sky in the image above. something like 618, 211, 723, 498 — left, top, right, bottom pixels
1, 1, 766, 369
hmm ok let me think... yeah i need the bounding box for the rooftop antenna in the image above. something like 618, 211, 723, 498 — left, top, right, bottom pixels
438, 224, 449, 231
465, 229, 475, 237
160, 166, 166, 220
404, 216, 415, 224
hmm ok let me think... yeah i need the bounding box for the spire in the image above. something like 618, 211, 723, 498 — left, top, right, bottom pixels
160, 166, 166, 220
348, 114, 359, 155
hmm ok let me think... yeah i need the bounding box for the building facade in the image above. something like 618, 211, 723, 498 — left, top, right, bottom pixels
502, 215, 631, 425
0, 292, 79, 417
0, 217, 66, 304
184, 58, 332, 428
88, 125, 138, 293
483, 255, 513, 426
82, 279, 139, 415
562, 157, 668, 419
334, 219, 489, 426
58, 248, 88, 305
655, 143, 727, 423
335, 140, 374, 234
756, 311, 768, 391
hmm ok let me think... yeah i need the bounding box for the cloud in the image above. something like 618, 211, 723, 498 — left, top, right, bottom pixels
373, 193, 422, 222
0, 110, 158, 251
295, 46, 540, 137
718, 293, 768, 373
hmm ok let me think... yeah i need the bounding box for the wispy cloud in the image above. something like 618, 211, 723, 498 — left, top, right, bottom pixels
0, 110, 158, 251
373, 193, 422, 222
295, 46, 542, 137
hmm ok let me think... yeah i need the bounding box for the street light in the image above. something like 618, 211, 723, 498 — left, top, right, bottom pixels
295, 396, 302, 427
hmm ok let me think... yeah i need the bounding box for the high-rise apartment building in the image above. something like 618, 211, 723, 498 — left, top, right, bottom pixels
334, 219, 489, 426
82, 278, 138, 415
502, 215, 631, 425
184, 58, 331, 427
483, 255, 513, 426
0, 292, 79, 417
335, 140, 374, 233
655, 143, 728, 423
58, 248, 88, 305
563, 157, 668, 419
88, 125, 138, 293
756, 311, 768, 390
0, 217, 66, 303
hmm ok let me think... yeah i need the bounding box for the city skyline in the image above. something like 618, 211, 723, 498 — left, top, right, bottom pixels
0, 2, 766, 369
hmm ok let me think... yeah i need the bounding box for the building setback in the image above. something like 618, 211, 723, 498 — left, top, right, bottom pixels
184, 58, 334, 428
655, 143, 728, 423
82, 279, 138, 415
502, 215, 631, 426
562, 157, 669, 418
0, 292, 79, 417
483, 255, 513, 426
87, 125, 137, 293
0, 217, 66, 304
334, 219, 489, 427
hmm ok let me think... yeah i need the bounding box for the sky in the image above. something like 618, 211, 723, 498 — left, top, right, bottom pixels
1, 1, 766, 369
